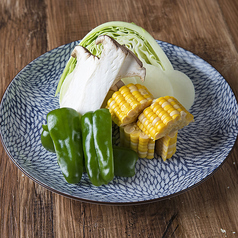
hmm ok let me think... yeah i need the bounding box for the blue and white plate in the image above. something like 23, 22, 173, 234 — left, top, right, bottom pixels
0, 41, 237, 205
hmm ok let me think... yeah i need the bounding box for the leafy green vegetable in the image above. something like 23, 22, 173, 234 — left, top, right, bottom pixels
55, 21, 173, 96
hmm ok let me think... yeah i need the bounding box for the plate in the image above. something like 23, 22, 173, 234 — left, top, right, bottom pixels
0, 41, 238, 205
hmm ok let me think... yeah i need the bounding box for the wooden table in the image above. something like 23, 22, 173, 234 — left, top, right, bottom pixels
1, 0, 237, 237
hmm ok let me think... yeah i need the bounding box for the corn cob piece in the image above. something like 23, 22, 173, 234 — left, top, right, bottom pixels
156, 132, 178, 161
120, 123, 155, 159
137, 96, 194, 140
107, 83, 153, 126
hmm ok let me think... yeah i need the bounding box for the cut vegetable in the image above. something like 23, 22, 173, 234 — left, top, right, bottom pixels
106, 83, 153, 126
78, 21, 174, 71
59, 35, 146, 115
120, 123, 155, 159
165, 70, 195, 111
137, 96, 194, 140
156, 131, 178, 161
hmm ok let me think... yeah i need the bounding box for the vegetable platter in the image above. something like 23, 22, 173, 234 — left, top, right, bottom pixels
0, 22, 237, 204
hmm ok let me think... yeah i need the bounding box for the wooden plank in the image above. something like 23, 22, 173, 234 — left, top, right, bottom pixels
0, 0, 53, 237
175, 158, 238, 237
218, 0, 238, 48
52, 195, 183, 238
217, 0, 238, 97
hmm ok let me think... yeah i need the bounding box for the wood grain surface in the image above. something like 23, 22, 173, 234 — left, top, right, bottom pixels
0, 0, 238, 237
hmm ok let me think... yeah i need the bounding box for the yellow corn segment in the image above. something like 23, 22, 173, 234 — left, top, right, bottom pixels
137, 96, 194, 140
120, 123, 155, 159
107, 83, 153, 126
156, 132, 178, 161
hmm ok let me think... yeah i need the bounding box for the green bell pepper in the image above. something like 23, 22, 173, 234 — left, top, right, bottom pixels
81, 111, 104, 186
47, 108, 84, 184
81, 108, 114, 186
41, 124, 55, 153
113, 146, 138, 177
